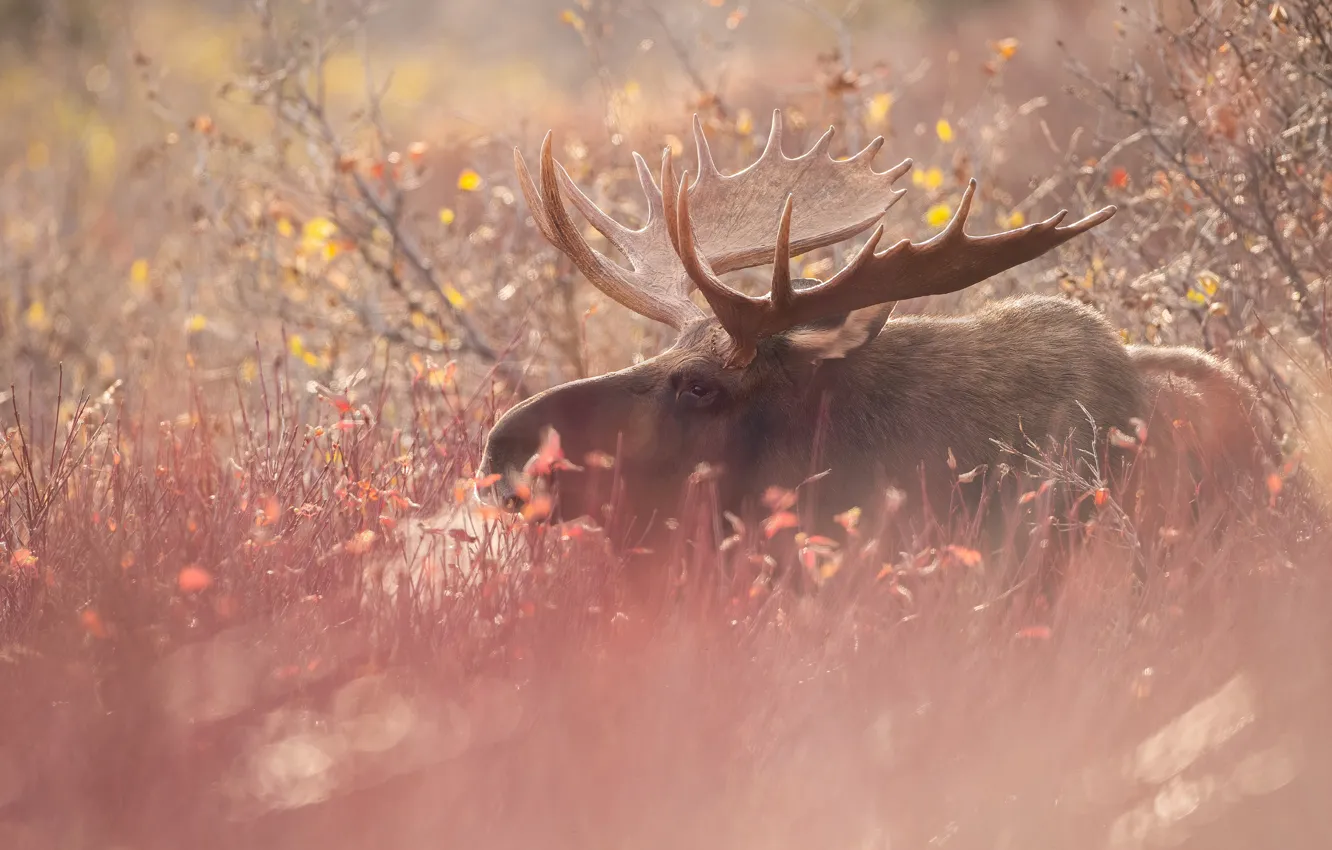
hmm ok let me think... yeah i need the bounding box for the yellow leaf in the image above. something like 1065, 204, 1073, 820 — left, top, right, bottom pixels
323, 241, 340, 260
289, 334, 305, 357
240, 357, 258, 383
276, 217, 294, 238
1197, 270, 1220, 296
1186, 288, 1208, 305
303, 217, 337, 243
457, 169, 482, 192
439, 207, 456, 225
867, 92, 893, 125
736, 108, 754, 135
443, 285, 468, 309
1003, 210, 1025, 228
819, 558, 842, 581
559, 9, 585, 31
623, 80, 641, 102
302, 351, 321, 367
925, 203, 952, 228
910, 167, 944, 190
184, 313, 207, 333
129, 258, 150, 294
992, 37, 1020, 60
24, 301, 50, 331
936, 119, 954, 143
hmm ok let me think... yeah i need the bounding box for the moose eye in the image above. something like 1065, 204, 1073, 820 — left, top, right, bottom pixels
675, 377, 720, 408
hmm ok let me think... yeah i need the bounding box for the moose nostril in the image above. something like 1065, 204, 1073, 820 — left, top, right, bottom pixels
502, 494, 525, 512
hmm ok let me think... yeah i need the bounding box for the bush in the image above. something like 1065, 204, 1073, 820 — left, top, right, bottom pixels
1, 1, 1329, 847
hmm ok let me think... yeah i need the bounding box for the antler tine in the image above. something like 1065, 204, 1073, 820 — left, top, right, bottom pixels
674, 169, 764, 355
519, 132, 704, 330
555, 157, 637, 254
692, 113, 721, 186
513, 140, 558, 245
805, 125, 837, 160
848, 135, 887, 166
629, 151, 666, 223
770, 194, 795, 314
770, 178, 1118, 331
761, 109, 785, 161
660, 146, 683, 255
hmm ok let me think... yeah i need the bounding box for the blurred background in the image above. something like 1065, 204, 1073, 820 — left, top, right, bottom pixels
3, 1, 1332, 848
1, 0, 1149, 404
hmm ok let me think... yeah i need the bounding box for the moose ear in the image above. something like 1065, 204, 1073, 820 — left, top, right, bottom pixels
784, 303, 897, 362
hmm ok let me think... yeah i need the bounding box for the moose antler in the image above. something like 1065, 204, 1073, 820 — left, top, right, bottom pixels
677, 177, 1118, 364
514, 110, 912, 330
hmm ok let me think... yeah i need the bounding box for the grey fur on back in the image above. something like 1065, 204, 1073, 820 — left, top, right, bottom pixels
794, 295, 1143, 514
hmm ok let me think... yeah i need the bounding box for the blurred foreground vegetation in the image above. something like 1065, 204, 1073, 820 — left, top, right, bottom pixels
2, 0, 1332, 847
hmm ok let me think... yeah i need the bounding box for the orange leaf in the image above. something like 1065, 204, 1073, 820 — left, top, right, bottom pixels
256, 494, 280, 527
178, 566, 214, 593
1108, 167, 1129, 190
1266, 473, 1283, 498
81, 609, 109, 639
521, 495, 552, 522
762, 511, 800, 538
944, 545, 983, 568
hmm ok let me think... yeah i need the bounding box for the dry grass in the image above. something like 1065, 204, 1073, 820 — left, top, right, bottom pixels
2, 0, 1331, 847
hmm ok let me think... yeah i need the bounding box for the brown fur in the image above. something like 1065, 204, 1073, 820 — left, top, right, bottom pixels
480, 294, 1148, 549
1119, 344, 1281, 552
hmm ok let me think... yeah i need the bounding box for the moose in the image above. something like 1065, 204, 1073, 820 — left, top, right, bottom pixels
478, 110, 1276, 584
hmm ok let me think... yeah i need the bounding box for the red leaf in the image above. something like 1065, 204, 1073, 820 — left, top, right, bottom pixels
762, 511, 799, 538
178, 566, 214, 593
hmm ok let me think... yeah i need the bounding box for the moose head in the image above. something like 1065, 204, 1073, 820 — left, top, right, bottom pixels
479, 111, 1119, 544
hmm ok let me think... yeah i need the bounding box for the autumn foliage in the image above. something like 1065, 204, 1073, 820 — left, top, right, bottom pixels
2, 1, 1331, 848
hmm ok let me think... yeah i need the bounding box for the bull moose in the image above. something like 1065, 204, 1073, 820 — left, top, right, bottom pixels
478, 110, 1275, 580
